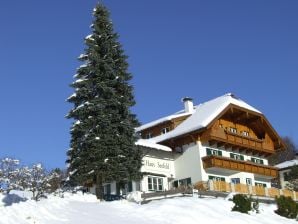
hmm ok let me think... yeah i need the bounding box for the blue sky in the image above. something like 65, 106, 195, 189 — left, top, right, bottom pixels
0, 0, 297, 169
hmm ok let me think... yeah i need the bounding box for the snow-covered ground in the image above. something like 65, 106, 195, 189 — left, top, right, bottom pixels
0, 192, 295, 224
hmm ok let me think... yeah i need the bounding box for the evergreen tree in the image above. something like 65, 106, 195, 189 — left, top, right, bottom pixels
66, 4, 142, 199
286, 165, 298, 191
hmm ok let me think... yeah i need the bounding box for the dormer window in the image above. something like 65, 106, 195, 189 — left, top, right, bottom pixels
145, 133, 152, 139
229, 127, 237, 134
242, 131, 249, 137
161, 127, 170, 134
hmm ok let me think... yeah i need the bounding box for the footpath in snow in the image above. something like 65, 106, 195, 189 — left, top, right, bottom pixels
0, 192, 295, 224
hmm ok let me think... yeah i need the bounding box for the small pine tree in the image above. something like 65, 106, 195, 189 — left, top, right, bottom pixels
66, 4, 142, 199
232, 194, 252, 214
275, 196, 298, 219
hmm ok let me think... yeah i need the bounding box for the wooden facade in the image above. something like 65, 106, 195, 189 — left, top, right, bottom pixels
201, 126, 275, 155
200, 105, 284, 156
202, 155, 278, 178
140, 114, 191, 139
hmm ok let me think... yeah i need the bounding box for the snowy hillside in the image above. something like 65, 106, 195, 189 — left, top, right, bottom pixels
0, 192, 295, 224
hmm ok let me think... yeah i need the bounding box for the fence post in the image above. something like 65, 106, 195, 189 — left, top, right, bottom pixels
230, 183, 235, 193
264, 187, 269, 197
248, 185, 253, 195
208, 180, 214, 191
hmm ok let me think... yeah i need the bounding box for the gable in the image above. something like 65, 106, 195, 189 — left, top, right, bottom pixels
206, 104, 285, 151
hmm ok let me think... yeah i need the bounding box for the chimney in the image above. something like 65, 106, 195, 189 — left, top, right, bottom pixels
182, 97, 194, 113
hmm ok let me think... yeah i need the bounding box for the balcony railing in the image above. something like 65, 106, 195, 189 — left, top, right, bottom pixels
202, 127, 274, 154
202, 155, 278, 178
194, 181, 298, 200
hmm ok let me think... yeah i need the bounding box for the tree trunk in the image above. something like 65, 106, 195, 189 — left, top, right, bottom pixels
96, 174, 103, 200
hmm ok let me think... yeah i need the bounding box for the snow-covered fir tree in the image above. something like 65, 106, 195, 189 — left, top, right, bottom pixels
66, 4, 142, 199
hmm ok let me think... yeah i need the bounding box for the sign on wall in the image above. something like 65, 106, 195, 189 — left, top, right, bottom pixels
142, 156, 174, 176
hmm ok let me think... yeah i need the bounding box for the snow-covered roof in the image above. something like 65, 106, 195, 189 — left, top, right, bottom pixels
135, 111, 193, 132
275, 159, 298, 169
135, 139, 172, 152
146, 93, 261, 143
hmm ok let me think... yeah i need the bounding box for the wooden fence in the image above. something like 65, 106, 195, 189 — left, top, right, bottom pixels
194, 181, 298, 200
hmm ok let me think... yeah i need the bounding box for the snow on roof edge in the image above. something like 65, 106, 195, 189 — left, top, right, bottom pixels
135, 111, 192, 132
135, 139, 172, 152
275, 159, 298, 169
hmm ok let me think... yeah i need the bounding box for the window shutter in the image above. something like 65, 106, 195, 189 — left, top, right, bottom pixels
240, 155, 244, 161
220, 177, 225, 182
218, 151, 222, 156
230, 153, 234, 158
206, 148, 212, 156
251, 158, 255, 163
260, 160, 264, 165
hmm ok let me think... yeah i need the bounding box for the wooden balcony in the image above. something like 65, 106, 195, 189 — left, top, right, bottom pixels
202, 155, 278, 178
202, 127, 275, 155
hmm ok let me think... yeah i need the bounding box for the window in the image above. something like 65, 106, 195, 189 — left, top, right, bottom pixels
145, 133, 152, 139
173, 180, 178, 188
242, 131, 249, 137
104, 184, 111, 195
246, 178, 252, 185
231, 178, 240, 184
161, 127, 170, 134
206, 148, 222, 156
255, 182, 266, 188
229, 127, 237, 134
148, 177, 163, 191
251, 157, 264, 165
178, 178, 192, 186
158, 178, 163, 191
208, 175, 225, 182
230, 153, 244, 161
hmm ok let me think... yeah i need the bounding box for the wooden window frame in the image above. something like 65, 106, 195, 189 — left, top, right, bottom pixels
251, 157, 264, 165
206, 148, 223, 156
208, 175, 225, 182
145, 132, 152, 139
161, 127, 170, 135
229, 127, 237, 134
230, 153, 244, 161
148, 176, 164, 191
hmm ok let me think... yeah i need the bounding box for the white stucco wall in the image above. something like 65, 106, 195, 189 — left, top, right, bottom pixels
173, 142, 202, 184
140, 148, 175, 192
279, 169, 290, 189
141, 155, 175, 178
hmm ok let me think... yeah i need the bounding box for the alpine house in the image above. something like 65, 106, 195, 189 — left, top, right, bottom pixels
133, 93, 285, 193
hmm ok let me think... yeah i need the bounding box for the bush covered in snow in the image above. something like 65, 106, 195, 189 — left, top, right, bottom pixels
275, 196, 298, 219
126, 191, 142, 203
0, 157, 65, 201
